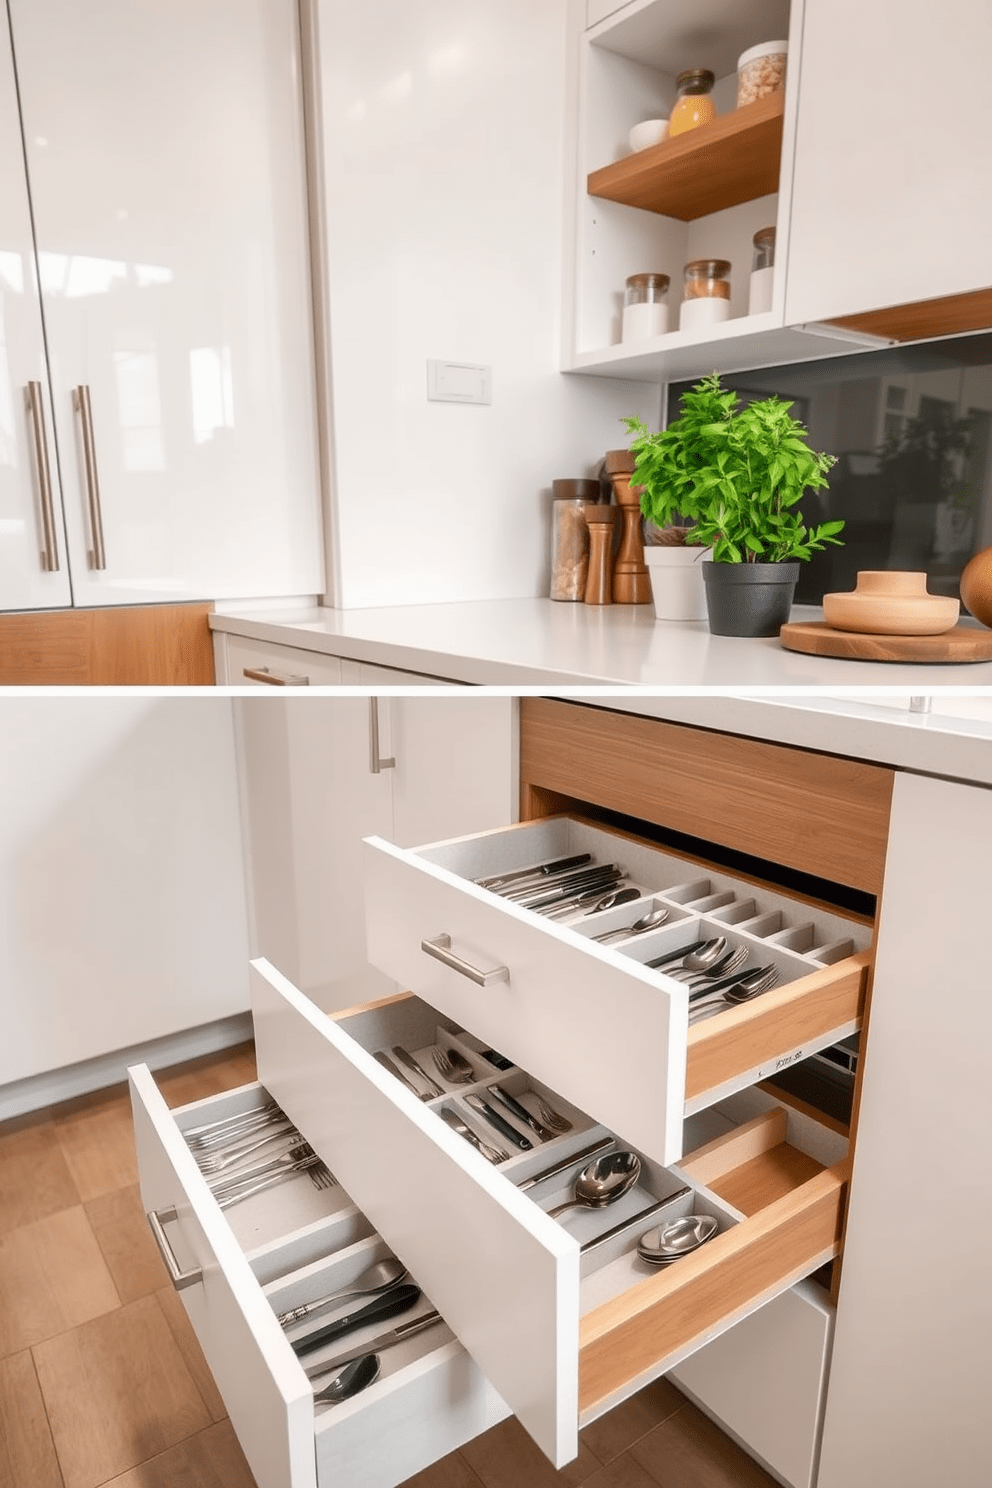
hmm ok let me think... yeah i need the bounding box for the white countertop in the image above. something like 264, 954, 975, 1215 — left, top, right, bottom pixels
210, 599, 992, 689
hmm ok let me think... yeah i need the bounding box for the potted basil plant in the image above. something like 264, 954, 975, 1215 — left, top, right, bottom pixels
627, 374, 844, 636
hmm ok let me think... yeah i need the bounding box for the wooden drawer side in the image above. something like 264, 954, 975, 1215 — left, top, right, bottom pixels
577, 1161, 849, 1415
518, 698, 894, 896
684, 953, 871, 1106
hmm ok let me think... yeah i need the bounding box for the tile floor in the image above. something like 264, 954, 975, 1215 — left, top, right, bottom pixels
0, 1043, 779, 1488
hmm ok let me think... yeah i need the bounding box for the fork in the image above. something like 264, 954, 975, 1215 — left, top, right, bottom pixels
215, 1151, 336, 1208
431, 1046, 475, 1085
534, 1098, 572, 1134
209, 1145, 335, 1198
687, 966, 779, 1023
194, 1126, 303, 1174
673, 945, 749, 987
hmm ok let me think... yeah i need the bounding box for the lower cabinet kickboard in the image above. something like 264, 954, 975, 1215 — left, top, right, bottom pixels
576, 1160, 850, 1415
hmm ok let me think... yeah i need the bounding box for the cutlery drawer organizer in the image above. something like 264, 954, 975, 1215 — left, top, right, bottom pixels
362, 816, 873, 1165
130, 958, 850, 1484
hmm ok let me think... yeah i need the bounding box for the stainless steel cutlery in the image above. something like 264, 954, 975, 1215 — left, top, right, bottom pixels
431, 1045, 475, 1085
487, 1084, 556, 1142
373, 1050, 430, 1101
278, 1257, 408, 1329
390, 1045, 444, 1099
307, 1310, 444, 1390
464, 1093, 533, 1150
438, 1108, 506, 1163
292, 1283, 423, 1358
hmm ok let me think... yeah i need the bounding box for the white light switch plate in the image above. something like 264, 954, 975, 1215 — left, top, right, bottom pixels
427, 360, 492, 404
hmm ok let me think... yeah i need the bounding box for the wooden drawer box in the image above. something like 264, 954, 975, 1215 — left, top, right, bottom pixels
132, 960, 851, 1486
362, 816, 872, 1164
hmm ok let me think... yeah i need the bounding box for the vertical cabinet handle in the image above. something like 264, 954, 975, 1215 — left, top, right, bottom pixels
146, 1205, 203, 1291
72, 384, 107, 570
24, 381, 59, 572
369, 697, 396, 773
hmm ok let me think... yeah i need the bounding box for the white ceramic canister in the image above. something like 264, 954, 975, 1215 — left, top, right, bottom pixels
644, 543, 712, 621
678, 258, 731, 332
622, 273, 670, 341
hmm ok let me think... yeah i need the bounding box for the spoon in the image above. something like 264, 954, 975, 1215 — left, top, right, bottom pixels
546, 1150, 641, 1219
581, 885, 641, 915
277, 1257, 408, 1328
662, 936, 728, 977
313, 1352, 381, 1407
592, 906, 669, 943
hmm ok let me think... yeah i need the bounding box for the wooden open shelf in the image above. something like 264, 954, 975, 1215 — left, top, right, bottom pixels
587, 91, 784, 221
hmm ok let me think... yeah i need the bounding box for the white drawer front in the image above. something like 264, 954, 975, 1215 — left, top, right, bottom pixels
251, 959, 581, 1468
362, 835, 687, 1164
129, 1064, 317, 1488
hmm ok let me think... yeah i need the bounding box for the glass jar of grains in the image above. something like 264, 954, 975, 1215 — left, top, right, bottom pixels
668, 70, 715, 136
549, 478, 600, 600
679, 259, 732, 331
736, 41, 788, 107
622, 273, 670, 341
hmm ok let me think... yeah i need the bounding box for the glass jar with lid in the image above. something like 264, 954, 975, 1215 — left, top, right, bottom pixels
549, 478, 599, 600
678, 259, 732, 331
668, 70, 716, 136
621, 273, 670, 342
748, 226, 776, 314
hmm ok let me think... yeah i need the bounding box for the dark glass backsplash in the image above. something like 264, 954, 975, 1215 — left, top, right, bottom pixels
666, 332, 992, 603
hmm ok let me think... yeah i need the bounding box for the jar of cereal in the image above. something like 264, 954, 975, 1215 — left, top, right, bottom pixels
736, 41, 788, 107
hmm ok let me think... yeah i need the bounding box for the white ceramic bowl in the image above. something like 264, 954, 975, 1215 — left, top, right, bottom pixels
628, 118, 669, 152
823, 571, 960, 636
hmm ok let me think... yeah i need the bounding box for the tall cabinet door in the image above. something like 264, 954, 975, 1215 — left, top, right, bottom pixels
0, 18, 71, 610
7, 0, 323, 607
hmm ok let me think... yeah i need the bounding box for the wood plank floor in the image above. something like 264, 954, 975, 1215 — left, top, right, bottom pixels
0, 1044, 780, 1488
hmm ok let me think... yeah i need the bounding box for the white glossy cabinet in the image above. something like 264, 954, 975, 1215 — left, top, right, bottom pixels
784, 0, 992, 328
0, 697, 250, 1107
2, 0, 322, 610
235, 695, 517, 1012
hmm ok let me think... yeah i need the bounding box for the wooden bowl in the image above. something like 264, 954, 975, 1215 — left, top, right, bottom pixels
822, 571, 959, 636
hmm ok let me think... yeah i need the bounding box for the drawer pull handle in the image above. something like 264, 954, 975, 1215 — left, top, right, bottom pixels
242, 666, 311, 686
147, 1205, 203, 1291
421, 933, 509, 987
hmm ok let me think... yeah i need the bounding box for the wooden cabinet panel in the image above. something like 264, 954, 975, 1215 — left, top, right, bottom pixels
0, 605, 215, 685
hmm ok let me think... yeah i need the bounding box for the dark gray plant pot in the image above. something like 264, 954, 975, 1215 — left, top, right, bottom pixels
703, 561, 800, 637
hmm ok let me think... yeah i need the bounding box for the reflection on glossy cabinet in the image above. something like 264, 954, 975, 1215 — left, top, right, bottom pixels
2, 0, 322, 611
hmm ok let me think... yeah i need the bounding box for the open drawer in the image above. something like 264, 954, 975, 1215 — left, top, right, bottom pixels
362, 816, 873, 1164
129, 1066, 509, 1488
173, 957, 851, 1477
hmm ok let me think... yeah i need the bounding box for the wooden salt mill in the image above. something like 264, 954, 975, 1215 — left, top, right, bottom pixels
583, 504, 617, 605
605, 448, 652, 604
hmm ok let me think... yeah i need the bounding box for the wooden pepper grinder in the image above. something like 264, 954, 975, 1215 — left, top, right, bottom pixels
605, 449, 652, 604
583, 504, 617, 604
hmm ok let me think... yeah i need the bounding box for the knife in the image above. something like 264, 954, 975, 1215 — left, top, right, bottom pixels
487, 1084, 556, 1142
646, 937, 707, 970
505, 866, 623, 906
390, 1046, 443, 1099
476, 853, 592, 890
516, 1136, 615, 1191
291, 1283, 423, 1357
373, 1051, 429, 1101
464, 1093, 533, 1150
304, 1309, 444, 1381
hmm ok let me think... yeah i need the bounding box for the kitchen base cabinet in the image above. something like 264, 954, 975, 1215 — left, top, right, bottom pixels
669, 1278, 833, 1488
130, 959, 850, 1487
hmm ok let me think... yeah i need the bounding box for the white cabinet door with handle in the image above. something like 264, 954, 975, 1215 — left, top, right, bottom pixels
6, 0, 323, 607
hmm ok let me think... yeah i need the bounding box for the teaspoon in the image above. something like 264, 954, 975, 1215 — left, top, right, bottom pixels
313, 1352, 381, 1407
278, 1257, 408, 1328
546, 1150, 641, 1219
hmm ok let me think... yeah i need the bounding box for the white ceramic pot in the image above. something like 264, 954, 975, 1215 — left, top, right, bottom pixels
645, 544, 711, 621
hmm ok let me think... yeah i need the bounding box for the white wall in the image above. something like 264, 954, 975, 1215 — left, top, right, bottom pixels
312, 0, 659, 608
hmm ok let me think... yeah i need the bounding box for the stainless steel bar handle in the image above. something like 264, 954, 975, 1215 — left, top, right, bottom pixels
242, 666, 311, 686
146, 1205, 203, 1291
421, 933, 509, 987
24, 382, 59, 572
369, 697, 396, 773
72, 383, 106, 570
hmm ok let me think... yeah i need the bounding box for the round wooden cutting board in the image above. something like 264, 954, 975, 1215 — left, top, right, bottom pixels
780, 621, 992, 664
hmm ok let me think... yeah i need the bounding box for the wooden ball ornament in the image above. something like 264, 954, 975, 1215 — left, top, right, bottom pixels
960, 547, 992, 629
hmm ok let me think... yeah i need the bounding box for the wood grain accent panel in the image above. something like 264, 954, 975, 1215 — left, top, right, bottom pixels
685, 953, 869, 1104
827, 286, 992, 343
0, 604, 215, 685
705, 1144, 826, 1217
518, 698, 893, 894
587, 92, 784, 220
578, 1160, 849, 1414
